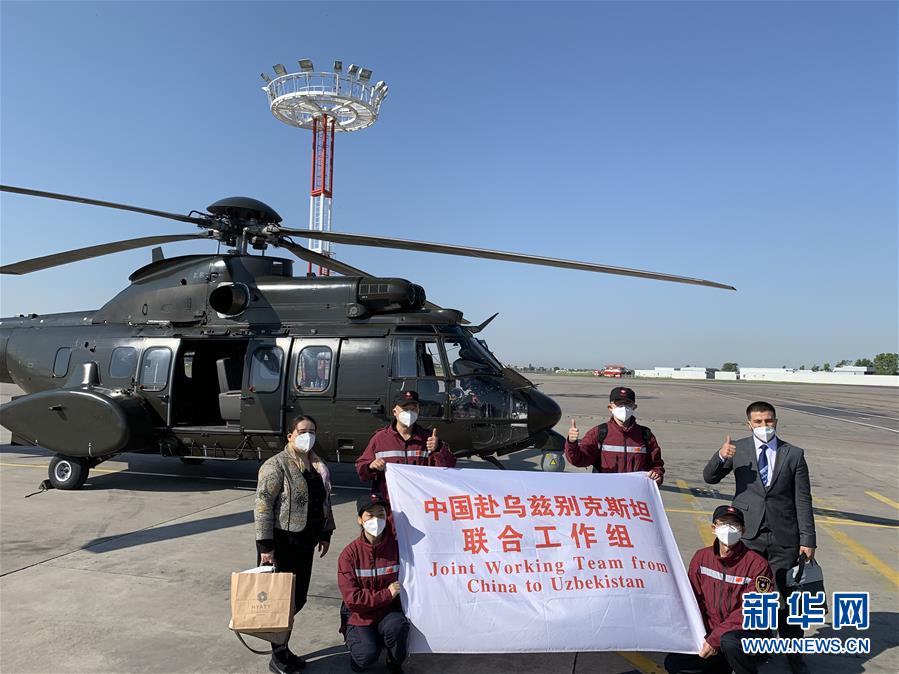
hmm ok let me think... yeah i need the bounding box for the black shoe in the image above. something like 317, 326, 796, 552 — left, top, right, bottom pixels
349, 658, 364, 673
269, 649, 301, 674
284, 647, 306, 669
268, 657, 298, 674
386, 651, 404, 674
788, 655, 810, 674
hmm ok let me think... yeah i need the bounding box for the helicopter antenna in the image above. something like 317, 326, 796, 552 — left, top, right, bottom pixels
261, 59, 387, 277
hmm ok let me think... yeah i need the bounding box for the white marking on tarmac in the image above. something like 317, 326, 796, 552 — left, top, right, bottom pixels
766, 400, 899, 422
686, 386, 899, 433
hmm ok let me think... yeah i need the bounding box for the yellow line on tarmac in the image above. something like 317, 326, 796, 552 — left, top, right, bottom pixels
816, 496, 899, 589
618, 652, 667, 674
821, 524, 899, 588
815, 518, 895, 529
661, 506, 895, 529
676, 479, 715, 546
865, 490, 899, 511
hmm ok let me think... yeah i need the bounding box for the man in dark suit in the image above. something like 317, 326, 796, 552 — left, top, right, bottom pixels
703, 401, 816, 674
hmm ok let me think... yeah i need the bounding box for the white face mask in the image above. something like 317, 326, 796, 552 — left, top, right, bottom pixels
363, 517, 386, 537
752, 426, 776, 442
293, 432, 315, 453
715, 524, 743, 546
397, 409, 418, 427
611, 406, 634, 423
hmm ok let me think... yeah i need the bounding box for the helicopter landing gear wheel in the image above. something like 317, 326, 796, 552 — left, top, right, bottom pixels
180, 457, 205, 465
48, 454, 89, 490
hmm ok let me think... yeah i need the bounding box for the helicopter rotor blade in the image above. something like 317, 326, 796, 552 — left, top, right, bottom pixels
1, 185, 210, 226
275, 237, 455, 316
276, 237, 375, 278
277, 228, 736, 291
0, 233, 210, 275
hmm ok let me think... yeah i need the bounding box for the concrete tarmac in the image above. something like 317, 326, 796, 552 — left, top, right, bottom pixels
1, 376, 896, 673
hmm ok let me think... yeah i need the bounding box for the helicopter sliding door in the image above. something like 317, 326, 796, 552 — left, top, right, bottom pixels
389, 336, 448, 421
241, 337, 291, 435
285, 337, 340, 453
331, 337, 389, 461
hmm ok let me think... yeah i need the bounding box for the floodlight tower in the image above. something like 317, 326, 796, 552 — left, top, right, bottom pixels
261, 59, 388, 275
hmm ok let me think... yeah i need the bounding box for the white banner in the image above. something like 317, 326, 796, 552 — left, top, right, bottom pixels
386, 464, 705, 654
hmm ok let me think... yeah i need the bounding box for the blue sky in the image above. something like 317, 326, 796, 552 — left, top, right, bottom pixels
1, 1, 896, 369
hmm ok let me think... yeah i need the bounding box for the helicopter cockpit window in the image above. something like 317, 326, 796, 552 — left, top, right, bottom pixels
109, 346, 138, 379
391, 337, 447, 418
297, 346, 332, 392
450, 376, 528, 421
445, 338, 501, 376
420, 342, 444, 377
52, 347, 72, 378
249, 346, 283, 393
139, 347, 172, 392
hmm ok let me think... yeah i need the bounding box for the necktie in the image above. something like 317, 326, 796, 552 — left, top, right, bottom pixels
758, 445, 769, 487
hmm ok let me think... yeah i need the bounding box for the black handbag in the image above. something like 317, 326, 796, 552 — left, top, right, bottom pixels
785, 553, 827, 612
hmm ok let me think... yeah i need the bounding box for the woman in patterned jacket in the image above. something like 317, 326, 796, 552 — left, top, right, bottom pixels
255, 414, 336, 674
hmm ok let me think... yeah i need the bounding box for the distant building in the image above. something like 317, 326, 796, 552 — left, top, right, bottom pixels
634, 367, 712, 380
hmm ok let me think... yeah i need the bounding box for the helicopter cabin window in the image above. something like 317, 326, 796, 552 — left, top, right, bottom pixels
52, 347, 72, 378
139, 347, 172, 392
109, 346, 138, 379
392, 338, 445, 378
297, 346, 332, 392
249, 346, 283, 393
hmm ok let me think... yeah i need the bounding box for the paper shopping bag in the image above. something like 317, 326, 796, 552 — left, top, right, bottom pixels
230, 567, 295, 633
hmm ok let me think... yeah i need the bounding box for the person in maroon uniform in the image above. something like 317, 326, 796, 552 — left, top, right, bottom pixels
356, 390, 457, 503
565, 386, 665, 484
665, 505, 774, 674
338, 494, 408, 674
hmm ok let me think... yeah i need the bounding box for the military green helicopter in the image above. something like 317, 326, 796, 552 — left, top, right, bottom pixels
0, 185, 734, 490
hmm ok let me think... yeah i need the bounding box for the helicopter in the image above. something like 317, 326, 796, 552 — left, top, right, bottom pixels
0, 184, 735, 490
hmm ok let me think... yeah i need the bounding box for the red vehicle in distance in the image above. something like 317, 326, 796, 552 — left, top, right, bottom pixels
594, 365, 633, 378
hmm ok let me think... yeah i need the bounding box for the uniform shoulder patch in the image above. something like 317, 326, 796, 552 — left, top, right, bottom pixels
755, 575, 773, 592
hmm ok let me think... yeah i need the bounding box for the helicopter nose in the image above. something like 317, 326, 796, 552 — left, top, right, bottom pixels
525, 388, 562, 436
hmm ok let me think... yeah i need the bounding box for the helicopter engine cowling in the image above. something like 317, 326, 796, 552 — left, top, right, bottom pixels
357, 278, 426, 312
0, 387, 154, 458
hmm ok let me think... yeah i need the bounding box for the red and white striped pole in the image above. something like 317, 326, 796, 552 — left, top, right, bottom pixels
308, 114, 335, 275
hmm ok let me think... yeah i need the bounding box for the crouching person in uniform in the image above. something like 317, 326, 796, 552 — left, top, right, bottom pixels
665, 505, 773, 674
338, 495, 409, 674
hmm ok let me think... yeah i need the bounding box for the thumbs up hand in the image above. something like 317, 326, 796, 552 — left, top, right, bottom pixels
719, 435, 737, 461
427, 427, 439, 453
567, 418, 580, 443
